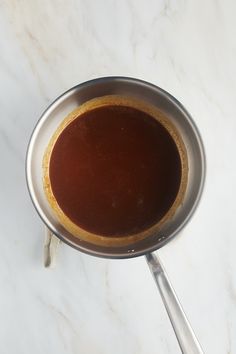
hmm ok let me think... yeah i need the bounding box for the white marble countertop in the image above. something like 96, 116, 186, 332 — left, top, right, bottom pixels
0, 1, 236, 353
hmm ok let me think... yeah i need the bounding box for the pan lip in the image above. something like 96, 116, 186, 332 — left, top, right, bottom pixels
25, 76, 206, 259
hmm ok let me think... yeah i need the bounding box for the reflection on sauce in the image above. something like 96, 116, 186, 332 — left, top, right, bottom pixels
49, 105, 182, 236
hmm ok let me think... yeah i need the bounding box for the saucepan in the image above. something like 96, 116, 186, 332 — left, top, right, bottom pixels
26, 77, 206, 354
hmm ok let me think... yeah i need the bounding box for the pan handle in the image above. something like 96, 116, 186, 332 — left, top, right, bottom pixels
146, 252, 204, 354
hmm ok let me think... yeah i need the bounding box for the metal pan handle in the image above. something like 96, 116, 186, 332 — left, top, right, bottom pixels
146, 252, 204, 354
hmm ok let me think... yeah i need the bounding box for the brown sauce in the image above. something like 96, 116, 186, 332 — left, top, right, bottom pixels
49, 104, 182, 237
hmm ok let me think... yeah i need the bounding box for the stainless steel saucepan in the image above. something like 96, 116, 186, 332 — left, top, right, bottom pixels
26, 77, 206, 354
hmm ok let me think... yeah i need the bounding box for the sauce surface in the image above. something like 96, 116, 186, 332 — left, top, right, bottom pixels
49, 105, 182, 236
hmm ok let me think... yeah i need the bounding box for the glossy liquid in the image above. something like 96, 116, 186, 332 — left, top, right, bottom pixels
49, 105, 182, 236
